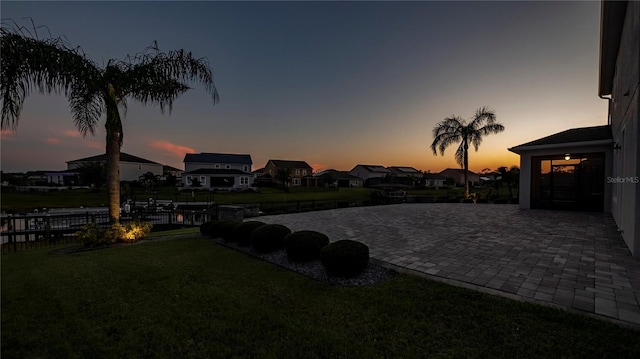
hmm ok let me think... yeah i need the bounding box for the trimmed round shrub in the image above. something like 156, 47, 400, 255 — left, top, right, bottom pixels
208, 221, 226, 238
219, 221, 242, 242
200, 221, 215, 235
233, 221, 266, 246
320, 240, 369, 277
284, 230, 330, 262
250, 224, 291, 253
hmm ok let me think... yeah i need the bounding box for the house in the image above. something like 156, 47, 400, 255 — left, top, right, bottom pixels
45, 170, 80, 186
508, 126, 613, 211
263, 160, 316, 187
348, 165, 391, 187
162, 165, 183, 186
314, 169, 363, 188
438, 168, 480, 187
387, 166, 422, 178
182, 153, 253, 191
423, 173, 447, 188
387, 166, 423, 187
67, 153, 163, 182
510, 1, 640, 257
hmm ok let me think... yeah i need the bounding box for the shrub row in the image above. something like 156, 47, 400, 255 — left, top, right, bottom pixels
200, 220, 370, 277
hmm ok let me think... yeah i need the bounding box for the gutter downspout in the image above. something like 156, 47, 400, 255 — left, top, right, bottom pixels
599, 94, 612, 125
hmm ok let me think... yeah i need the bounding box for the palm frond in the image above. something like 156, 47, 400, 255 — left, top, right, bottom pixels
1, 26, 98, 130
430, 116, 464, 155
455, 142, 465, 168
69, 85, 103, 137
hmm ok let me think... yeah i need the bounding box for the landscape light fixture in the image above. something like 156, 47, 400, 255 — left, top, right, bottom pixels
564, 154, 571, 160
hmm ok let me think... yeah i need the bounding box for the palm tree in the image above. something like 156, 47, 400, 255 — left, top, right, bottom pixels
430, 107, 504, 199
1, 23, 218, 223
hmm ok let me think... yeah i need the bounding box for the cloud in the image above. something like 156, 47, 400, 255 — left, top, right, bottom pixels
148, 140, 196, 158
1, 129, 15, 141
45, 138, 61, 144
63, 129, 82, 138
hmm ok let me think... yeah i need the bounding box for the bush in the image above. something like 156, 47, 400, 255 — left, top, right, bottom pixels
219, 221, 243, 242
200, 221, 214, 235
76, 220, 152, 247
250, 224, 291, 253
208, 221, 226, 238
76, 222, 105, 247
284, 230, 330, 262
320, 240, 369, 277
233, 221, 266, 246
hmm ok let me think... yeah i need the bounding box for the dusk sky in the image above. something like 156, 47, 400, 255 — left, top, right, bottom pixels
1, 1, 608, 174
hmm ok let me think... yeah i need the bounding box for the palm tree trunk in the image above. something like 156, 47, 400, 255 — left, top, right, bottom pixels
106, 130, 121, 223
463, 140, 469, 199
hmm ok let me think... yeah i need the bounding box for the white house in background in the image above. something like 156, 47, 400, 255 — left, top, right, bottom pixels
67, 153, 163, 181
182, 153, 253, 191
424, 173, 446, 187
349, 164, 391, 186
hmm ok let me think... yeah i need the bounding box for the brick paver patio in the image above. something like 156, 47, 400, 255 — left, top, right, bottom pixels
258, 203, 640, 327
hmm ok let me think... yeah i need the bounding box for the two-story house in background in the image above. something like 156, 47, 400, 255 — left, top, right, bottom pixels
183, 153, 253, 191
263, 160, 315, 187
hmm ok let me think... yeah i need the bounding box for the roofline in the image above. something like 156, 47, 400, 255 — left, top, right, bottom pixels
508, 139, 614, 154
598, 0, 627, 96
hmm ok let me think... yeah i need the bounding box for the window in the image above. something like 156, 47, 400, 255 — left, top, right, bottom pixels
186, 176, 192, 185
302, 169, 307, 176
295, 169, 300, 175
240, 177, 249, 185
214, 164, 220, 169
243, 165, 249, 172
200, 176, 207, 186
292, 178, 301, 185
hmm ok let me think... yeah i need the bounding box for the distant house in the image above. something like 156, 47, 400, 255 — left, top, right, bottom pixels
263, 160, 316, 187
162, 165, 183, 185
349, 165, 391, 187
387, 166, 422, 178
314, 169, 363, 188
67, 153, 163, 182
438, 168, 480, 187
387, 166, 422, 187
182, 153, 253, 191
45, 170, 80, 186
423, 173, 446, 188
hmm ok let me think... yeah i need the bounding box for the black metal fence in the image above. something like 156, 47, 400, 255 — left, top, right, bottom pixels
0, 196, 446, 253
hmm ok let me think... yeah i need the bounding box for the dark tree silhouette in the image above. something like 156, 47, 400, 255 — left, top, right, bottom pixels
1, 21, 219, 222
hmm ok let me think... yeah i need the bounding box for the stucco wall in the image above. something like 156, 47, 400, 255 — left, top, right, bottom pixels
609, 1, 640, 257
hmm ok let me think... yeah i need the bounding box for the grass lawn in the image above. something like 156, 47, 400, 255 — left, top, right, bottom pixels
2, 237, 638, 358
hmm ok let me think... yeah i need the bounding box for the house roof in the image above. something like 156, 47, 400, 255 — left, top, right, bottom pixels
184, 153, 253, 165
184, 169, 249, 175
599, 1, 628, 96
387, 166, 421, 174
163, 165, 183, 173
315, 169, 360, 180
267, 160, 312, 169
439, 168, 478, 176
351, 164, 391, 173
67, 152, 160, 165
252, 167, 265, 174
508, 125, 613, 153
